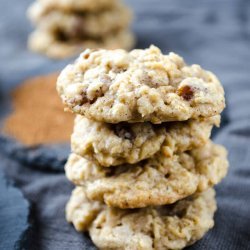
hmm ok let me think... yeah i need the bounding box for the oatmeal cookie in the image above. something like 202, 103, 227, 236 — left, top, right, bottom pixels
66, 187, 216, 250
65, 141, 228, 208
28, 29, 135, 59
28, 3, 132, 38
66, 187, 104, 231
28, 0, 117, 15
57, 45, 225, 123
72, 115, 220, 166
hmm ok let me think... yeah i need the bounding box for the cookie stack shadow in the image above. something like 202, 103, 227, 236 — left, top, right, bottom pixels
57, 46, 229, 249
27, 0, 134, 59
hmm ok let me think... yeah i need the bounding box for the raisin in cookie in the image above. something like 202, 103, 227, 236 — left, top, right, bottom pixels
66, 187, 216, 250
28, 3, 132, 38
72, 115, 220, 167
65, 141, 228, 208
57, 45, 225, 123
28, 29, 135, 59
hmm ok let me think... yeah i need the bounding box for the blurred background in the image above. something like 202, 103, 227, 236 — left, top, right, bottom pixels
0, 0, 250, 249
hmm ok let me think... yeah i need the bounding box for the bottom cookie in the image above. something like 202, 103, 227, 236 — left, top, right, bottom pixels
66, 187, 216, 250
28, 29, 135, 59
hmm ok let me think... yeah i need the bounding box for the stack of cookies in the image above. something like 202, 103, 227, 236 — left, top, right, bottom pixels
27, 0, 134, 59
57, 45, 229, 249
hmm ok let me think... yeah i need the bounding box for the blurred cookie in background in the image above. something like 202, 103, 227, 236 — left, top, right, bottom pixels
27, 0, 135, 59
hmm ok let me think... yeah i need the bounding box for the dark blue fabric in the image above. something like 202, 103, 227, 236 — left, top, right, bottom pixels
0, 135, 70, 171
0, 0, 250, 249
0, 170, 29, 250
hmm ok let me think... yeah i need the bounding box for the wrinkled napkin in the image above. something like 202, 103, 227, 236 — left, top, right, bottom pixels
0, 0, 250, 249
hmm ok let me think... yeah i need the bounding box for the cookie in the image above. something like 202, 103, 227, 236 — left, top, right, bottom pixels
65, 141, 228, 208
29, 0, 117, 15
57, 45, 225, 123
66, 187, 216, 250
66, 187, 104, 232
72, 115, 220, 167
28, 3, 132, 38
28, 29, 135, 59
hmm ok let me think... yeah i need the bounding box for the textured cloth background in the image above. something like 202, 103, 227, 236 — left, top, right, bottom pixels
0, 0, 250, 249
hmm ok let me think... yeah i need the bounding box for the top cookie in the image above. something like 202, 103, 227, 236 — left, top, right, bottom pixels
57, 45, 225, 123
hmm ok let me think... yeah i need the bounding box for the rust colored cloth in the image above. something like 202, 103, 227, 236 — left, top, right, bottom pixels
2, 73, 74, 145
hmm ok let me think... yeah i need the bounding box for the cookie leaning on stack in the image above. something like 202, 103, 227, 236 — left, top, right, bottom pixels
57, 45, 228, 249
27, 0, 134, 59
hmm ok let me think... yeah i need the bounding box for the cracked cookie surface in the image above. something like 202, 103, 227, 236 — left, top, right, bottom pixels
57, 45, 225, 123
72, 115, 220, 166
65, 141, 228, 208
66, 187, 216, 250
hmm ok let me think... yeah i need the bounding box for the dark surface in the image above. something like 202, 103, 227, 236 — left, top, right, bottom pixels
0, 0, 250, 249
0, 135, 69, 172
0, 170, 29, 250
